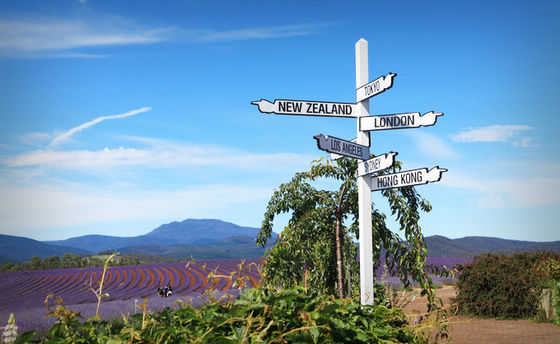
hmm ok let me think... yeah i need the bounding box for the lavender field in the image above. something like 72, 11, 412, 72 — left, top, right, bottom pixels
0, 257, 470, 333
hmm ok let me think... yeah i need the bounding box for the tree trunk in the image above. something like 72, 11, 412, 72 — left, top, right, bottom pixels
335, 213, 345, 299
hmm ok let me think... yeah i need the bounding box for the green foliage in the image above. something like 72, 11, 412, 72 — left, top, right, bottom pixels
552, 282, 560, 326
29, 287, 427, 343
0, 253, 147, 273
258, 157, 447, 308
452, 251, 560, 319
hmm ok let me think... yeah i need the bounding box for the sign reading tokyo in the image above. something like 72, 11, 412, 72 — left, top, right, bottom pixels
251, 99, 358, 118
371, 167, 447, 191
314, 134, 370, 160
360, 111, 443, 131
356, 73, 396, 102
357, 152, 398, 176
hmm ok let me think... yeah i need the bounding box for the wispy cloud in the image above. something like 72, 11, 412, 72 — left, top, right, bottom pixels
49, 107, 151, 147
190, 23, 330, 42
5, 138, 314, 172
0, 14, 330, 58
451, 124, 534, 145
0, 18, 172, 57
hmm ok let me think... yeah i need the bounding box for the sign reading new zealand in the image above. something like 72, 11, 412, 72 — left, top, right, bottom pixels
251, 99, 358, 117
360, 111, 443, 131
314, 134, 370, 160
371, 167, 447, 191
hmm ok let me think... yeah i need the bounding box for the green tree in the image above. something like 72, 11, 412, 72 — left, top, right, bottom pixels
257, 157, 442, 308
28, 256, 42, 270
43, 255, 61, 269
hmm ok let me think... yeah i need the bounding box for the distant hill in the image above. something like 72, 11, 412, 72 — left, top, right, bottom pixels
2, 219, 558, 264
425, 235, 560, 257
120, 235, 274, 260
46, 219, 266, 253
0, 234, 93, 263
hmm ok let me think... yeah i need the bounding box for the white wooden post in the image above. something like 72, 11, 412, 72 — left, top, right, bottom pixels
356, 38, 375, 305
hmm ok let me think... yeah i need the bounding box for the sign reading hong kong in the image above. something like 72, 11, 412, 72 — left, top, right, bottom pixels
370, 167, 447, 191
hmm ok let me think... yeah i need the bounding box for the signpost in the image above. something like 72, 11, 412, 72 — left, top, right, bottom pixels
370, 167, 447, 191
251, 38, 446, 306
314, 134, 370, 160
358, 152, 398, 176
251, 99, 358, 117
356, 72, 397, 102
360, 111, 443, 131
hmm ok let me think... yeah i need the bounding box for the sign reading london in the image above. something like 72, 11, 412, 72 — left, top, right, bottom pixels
360, 111, 443, 131
371, 167, 447, 191
251, 99, 358, 118
314, 134, 370, 160
356, 72, 396, 102
358, 152, 398, 176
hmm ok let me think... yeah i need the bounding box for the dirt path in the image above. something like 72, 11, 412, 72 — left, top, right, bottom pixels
402, 286, 560, 344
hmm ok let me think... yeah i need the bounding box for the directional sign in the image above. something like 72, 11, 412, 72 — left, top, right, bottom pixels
357, 152, 398, 176
331, 138, 357, 160
314, 134, 370, 160
251, 99, 359, 118
370, 166, 447, 191
356, 72, 396, 102
360, 111, 443, 132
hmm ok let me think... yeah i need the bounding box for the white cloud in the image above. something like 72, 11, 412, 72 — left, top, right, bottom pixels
441, 172, 560, 209
513, 136, 540, 148
3, 137, 314, 172
451, 125, 533, 144
0, 18, 172, 57
0, 180, 272, 234
191, 23, 330, 42
404, 131, 457, 159
49, 107, 151, 147
0, 15, 330, 58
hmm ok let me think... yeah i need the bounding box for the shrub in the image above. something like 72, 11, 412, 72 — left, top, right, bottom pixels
452, 251, 560, 319
23, 287, 429, 343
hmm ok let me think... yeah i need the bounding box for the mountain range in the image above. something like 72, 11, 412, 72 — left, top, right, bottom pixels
0, 219, 559, 263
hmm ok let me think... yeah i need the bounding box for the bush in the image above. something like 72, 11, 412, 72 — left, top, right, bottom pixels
452, 251, 560, 319
23, 287, 429, 343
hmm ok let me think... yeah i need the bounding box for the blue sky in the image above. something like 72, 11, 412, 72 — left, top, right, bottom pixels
0, 0, 559, 242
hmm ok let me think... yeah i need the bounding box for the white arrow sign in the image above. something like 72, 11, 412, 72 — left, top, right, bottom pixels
371, 166, 447, 191
357, 152, 398, 176
356, 72, 396, 102
251, 99, 359, 118
314, 134, 370, 160
360, 111, 443, 132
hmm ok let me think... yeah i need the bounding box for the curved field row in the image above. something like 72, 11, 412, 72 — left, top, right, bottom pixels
0, 258, 264, 311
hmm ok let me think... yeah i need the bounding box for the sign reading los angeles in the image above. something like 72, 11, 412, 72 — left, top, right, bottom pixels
360, 111, 443, 131
314, 134, 370, 160
251, 99, 358, 117
358, 152, 398, 176
370, 167, 447, 191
